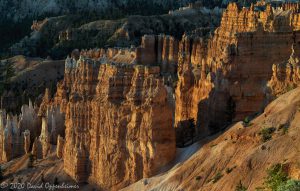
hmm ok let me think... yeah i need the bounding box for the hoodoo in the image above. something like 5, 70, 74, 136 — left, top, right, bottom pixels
1, 1, 300, 191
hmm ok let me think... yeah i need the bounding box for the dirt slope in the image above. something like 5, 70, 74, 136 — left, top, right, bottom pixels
0, 147, 97, 191
123, 88, 300, 191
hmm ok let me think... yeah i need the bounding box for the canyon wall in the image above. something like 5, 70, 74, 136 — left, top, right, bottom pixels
54, 49, 176, 190
4, 2, 300, 189
55, 4, 300, 186
175, 3, 300, 136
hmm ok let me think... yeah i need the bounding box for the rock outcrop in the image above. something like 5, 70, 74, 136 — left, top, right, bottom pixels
174, 2, 300, 137
0, 98, 65, 162
268, 44, 300, 96
39, 118, 51, 158
124, 86, 300, 191
0, 113, 24, 162
23, 130, 31, 154
52, 47, 176, 190
31, 137, 43, 159
39, 89, 66, 144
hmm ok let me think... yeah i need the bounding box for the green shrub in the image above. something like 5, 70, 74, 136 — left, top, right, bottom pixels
278, 124, 289, 135
210, 144, 218, 148
265, 164, 288, 190
277, 179, 300, 191
212, 172, 223, 183
285, 85, 295, 93
255, 187, 265, 191
244, 117, 250, 124
195, 176, 202, 181
259, 127, 276, 142
243, 117, 253, 127
236, 180, 247, 191
226, 166, 236, 174
263, 163, 300, 191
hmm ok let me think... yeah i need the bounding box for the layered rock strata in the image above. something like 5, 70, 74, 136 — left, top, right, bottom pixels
39, 89, 65, 144
53, 50, 176, 190
268, 44, 300, 96
50, 5, 300, 187
174, 3, 300, 136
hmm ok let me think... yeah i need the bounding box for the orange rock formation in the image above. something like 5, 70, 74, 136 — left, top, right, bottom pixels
174, 2, 300, 137
268, 44, 300, 96
51, 46, 176, 190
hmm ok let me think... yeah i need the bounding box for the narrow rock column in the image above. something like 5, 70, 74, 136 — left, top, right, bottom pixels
32, 137, 43, 159
56, 135, 65, 159
23, 130, 31, 154
39, 118, 51, 158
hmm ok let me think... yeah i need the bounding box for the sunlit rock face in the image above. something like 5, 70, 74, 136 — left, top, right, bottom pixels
23, 130, 30, 154
38, 88, 66, 144
0, 101, 41, 162
174, 2, 300, 136
5, 1, 300, 185
0, 97, 65, 162
0, 114, 22, 162
53, 47, 176, 190
39, 118, 51, 158
136, 35, 179, 74
268, 44, 300, 96
31, 137, 43, 159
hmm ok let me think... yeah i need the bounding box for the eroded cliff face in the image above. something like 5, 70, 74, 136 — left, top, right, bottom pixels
0, 113, 23, 162
175, 3, 300, 137
52, 49, 176, 190
0, 98, 65, 163
268, 44, 300, 96
124, 86, 300, 191
4, 2, 300, 189
0, 101, 40, 162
